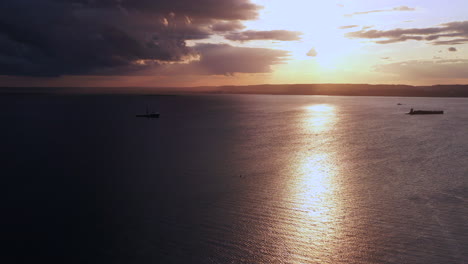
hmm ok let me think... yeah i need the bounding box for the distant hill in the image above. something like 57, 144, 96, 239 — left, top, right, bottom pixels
2, 84, 468, 97
214, 84, 468, 97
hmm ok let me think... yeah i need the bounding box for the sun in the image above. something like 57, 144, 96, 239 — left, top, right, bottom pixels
245, 0, 361, 77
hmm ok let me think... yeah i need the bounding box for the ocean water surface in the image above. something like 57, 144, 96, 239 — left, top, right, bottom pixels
3, 94, 468, 263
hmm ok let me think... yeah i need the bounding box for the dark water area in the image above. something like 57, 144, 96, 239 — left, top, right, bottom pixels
2, 94, 468, 263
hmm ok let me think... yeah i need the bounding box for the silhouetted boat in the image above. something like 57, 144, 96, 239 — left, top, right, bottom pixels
407, 108, 444, 115
136, 113, 160, 118
136, 107, 160, 118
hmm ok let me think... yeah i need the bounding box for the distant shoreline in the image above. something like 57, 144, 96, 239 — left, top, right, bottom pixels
2, 84, 468, 97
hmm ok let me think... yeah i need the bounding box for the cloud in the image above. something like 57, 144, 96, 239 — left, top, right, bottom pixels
394, 6, 415, 11
448, 47, 458, 52
64, 0, 260, 20
0, 0, 264, 76
345, 6, 415, 17
211, 21, 246, 32
339, 25, 359, 30
161, 43, 290, 75
306, 48, 318, 57
346, 21, 468, 45
375, 59, 468, 79
192, 43, 289, 74
224, 30, 302, 42
432, 38, 468, 45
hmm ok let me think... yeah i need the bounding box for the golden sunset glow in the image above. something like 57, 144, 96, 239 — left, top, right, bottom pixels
2, 0, 468, 87
241, 0, 468, 86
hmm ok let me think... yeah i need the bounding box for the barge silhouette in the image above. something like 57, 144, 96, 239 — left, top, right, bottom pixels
407, 108, 444, 115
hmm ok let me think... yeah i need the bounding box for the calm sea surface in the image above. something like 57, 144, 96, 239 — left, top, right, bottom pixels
2, 94, 468, 263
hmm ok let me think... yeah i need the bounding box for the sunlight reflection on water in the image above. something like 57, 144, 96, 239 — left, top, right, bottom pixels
285, 104, 342, 262
296, 152, 336, 219
303, 104, 336, 134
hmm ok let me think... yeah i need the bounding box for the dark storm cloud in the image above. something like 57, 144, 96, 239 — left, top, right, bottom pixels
159, 43, 290, 75
345, 6, 415, 17
0, 0, 268, 76
57, 0, 260, 20
346, 21, 468, 45
225, 30, 302, 42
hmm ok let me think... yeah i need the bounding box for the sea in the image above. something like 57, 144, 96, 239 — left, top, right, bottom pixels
2, 94, 468, 263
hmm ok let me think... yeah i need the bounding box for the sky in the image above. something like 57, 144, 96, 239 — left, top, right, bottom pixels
1, 0, 468, 87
